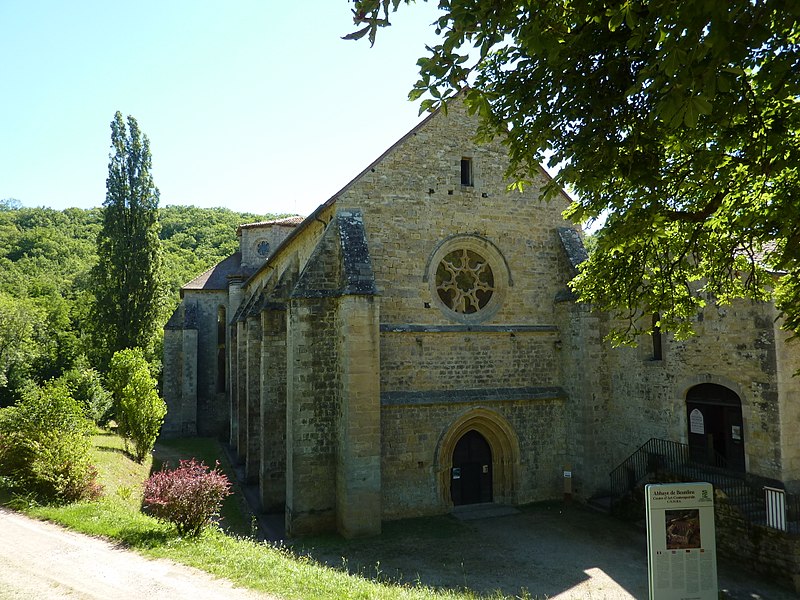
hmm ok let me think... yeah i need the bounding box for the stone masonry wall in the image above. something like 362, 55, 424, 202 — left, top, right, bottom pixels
336, 295, 382, 537
245, 314, 261, 483
178, 290, 228, 436
335, 102, 573, 328
285, 296, 339, 535
235, 319, 248, 460
715, 493, 800, 593
380, 330, 559, 392
381, 397, 565, 519
333, 98, 574, 515
775, 320, 800, 491
228, 324, 238, 446
161, 327, 187, 437
260, 307, 287, 512
240, 224, 296, 270
227, 281, 243, 446
554, 301, 613, 498
244, 206, 336, 300
600, 299, 783, 486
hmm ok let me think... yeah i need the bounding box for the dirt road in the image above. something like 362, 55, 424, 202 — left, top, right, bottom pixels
0, 507, 272, 600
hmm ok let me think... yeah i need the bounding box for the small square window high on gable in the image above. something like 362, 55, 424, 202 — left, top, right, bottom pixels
460, 157, 473, 186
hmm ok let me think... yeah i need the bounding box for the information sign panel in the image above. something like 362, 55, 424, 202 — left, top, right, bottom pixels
689, 409, 704, 434
646, 482, 717, 600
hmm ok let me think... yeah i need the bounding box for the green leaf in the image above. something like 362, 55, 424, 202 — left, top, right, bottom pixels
607, 8, 625, 31
624, 5, 638, 29
342, 26, 371, 41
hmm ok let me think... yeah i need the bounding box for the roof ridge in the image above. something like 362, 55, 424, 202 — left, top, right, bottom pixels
238, 215, 305, 230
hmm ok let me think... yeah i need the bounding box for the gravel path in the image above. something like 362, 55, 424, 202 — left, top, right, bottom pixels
2, 503, 794, 599
300, 502, 797, 600
0, 507, 273, 600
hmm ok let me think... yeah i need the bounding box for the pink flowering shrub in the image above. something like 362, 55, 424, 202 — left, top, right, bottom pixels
142, 458, 232, 536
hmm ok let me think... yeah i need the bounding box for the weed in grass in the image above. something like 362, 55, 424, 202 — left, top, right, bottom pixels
5, 491, 39, 511
116, 485, 132, 502
250, 514, 259, 538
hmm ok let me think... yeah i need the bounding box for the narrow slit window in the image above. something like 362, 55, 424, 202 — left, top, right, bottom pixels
460, 157, 473, 186
652, 312, 663, 361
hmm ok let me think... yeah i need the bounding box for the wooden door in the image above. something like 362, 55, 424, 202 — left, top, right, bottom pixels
451, 430, 493, 505
686, 384, 745, 472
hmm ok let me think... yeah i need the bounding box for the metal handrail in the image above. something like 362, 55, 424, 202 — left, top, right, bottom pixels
609, 438, 729, 501
609, 437, 800, 534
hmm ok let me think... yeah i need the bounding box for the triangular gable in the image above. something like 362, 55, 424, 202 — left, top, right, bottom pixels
242, 90, 575, 292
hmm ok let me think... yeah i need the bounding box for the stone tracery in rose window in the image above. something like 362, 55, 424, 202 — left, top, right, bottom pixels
435, 249, 495, 314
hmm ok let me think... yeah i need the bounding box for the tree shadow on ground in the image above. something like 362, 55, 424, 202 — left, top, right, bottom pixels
294, 502, 797, 599
113, 526, 175, 550
295, 502, 649, 598
95, 445, 132, 458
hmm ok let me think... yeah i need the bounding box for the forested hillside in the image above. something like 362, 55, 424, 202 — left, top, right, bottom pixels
0, 200, 285, 406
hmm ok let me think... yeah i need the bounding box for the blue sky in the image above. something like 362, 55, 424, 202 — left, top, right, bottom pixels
0, 1, 445, 216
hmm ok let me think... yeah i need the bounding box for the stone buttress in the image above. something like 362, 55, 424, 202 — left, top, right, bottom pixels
286, 209, 381, 537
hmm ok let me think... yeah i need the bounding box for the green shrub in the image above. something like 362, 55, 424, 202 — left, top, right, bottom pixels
59, 363, 113, 424
108, 349, 167, 462
143, 459, 232, 536
119, 368, 167, 461
0, 381, 102, 502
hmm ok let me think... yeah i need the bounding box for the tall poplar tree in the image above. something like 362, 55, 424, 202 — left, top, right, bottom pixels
92, 112, 164, 366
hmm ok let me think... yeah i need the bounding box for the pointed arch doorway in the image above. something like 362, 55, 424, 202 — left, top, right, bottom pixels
437, 408, 520, 508
450, 430, 493, 505
686, 383, 745, 472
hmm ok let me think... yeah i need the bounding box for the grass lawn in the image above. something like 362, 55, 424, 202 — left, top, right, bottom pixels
14, 430, 511, 600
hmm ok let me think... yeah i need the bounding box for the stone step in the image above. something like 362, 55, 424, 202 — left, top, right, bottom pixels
586, 496, 612, 514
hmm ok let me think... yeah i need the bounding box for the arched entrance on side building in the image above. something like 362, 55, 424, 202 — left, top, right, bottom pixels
686, 383, 745, 472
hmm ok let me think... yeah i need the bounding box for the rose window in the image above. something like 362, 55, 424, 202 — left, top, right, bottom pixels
435, 249, 495, 314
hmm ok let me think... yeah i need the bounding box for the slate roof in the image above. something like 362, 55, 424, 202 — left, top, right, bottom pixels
555, 227, 588, 303
182, 252, 242, 292
557, 227, 589, 274
237, 215, 304, 232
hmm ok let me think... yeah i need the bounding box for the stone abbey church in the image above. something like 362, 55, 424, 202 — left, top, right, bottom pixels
163, 98, 800, 538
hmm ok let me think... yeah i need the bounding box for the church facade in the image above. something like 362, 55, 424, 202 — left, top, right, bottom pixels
163, 98, 800, 538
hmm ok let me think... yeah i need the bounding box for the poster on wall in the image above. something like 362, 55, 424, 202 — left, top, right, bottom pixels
646, 482, 717, 600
